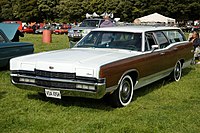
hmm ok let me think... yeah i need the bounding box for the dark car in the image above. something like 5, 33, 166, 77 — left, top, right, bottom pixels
68, 18, 105, 41
0, 23, 34, 68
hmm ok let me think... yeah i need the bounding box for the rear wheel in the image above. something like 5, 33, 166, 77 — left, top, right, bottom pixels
171, 61, 182, 81
109, 75, 134, 107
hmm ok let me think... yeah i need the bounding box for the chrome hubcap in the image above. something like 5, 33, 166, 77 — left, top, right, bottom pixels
120, 80, 131, 103
174, 62, 181, 81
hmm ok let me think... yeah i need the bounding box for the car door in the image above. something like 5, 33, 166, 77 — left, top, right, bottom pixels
0, 30, 33, 68
0, 31, 12, 67
153, 31, 179, 70
141, 32, 168, 76
133, 32, 170, 88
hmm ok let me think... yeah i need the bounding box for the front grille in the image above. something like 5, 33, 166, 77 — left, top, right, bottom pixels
11, 70, 101, 90
35, 69, 76, 79
36, 79, 76, 89
12, 70, 35, 76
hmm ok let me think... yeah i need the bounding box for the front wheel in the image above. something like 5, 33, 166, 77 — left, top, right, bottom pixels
171, 61, 182, 81
109, 75, 134, 107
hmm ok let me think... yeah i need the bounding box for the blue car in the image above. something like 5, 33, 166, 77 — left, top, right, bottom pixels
0, 23, 34, 68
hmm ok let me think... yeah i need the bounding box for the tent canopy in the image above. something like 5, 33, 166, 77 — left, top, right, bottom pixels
136, 13, 175, 24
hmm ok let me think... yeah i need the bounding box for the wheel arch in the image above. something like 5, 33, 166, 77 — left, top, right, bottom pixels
118, 69, 139, 86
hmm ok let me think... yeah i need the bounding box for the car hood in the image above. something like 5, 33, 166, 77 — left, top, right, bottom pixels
0, 23, 19, 40
10, 48, 141, 77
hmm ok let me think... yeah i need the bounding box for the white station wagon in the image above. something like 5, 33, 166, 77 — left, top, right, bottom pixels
10, 26, 193, 107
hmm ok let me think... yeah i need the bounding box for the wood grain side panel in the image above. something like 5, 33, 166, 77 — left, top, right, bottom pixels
100, 42, 193, 88
100, 53, 162, 88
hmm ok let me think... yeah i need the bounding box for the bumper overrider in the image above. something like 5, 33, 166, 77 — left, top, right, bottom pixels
10, 69, 106, 99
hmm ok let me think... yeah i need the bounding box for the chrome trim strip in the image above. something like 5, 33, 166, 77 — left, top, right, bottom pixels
12, 79, 96, 93
11, 74, 105, 86
106, 85, 118, 93
134, 67, 173, 89
11, 79, 106, 99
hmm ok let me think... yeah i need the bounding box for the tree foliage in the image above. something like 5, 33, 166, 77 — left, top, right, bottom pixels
0, 0, 199, 23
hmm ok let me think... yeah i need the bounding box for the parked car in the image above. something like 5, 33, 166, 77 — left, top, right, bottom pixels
53, 28, 68, 35
62, 23, 72, 29
53, 23, 71, 35
68, 18, 105, 41
34, 26, 49, 34
0, 23, 34, 68
10, 26, 193, 107
22, 26, 34, 33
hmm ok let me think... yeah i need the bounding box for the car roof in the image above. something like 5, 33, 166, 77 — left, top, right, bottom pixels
92, 26, 180, 33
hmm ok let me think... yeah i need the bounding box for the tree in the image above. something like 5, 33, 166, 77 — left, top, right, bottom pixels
0, 0, 15, 20
17, 0, 39, 22
0, 0, 200, 23
37, 0, 59, 22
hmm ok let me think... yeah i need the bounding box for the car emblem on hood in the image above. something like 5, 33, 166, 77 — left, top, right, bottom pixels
49, 66, 54, 69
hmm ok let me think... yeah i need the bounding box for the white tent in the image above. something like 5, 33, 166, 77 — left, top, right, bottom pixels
135, 13, 176, 25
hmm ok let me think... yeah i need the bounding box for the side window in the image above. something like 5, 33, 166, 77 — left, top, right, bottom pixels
163, 30, 186, 43
145, 33, 156, 51
154, 31, 169, 49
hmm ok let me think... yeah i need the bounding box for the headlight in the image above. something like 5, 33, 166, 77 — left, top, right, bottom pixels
19, 78, 35, 83
68, 29, 74, 34
76, 84, 96, 91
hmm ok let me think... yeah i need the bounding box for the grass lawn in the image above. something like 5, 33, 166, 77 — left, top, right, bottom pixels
0, 34, 200, 133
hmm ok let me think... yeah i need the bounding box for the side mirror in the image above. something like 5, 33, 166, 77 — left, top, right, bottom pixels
69, 41, 77, 48
151, 45, 159, 52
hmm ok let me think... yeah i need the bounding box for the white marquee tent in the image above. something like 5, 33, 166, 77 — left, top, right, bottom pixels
135, 13, 176, 25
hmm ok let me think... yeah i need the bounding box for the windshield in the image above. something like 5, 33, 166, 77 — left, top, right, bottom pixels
80, 20, 101, 27
76, 31, 142, 51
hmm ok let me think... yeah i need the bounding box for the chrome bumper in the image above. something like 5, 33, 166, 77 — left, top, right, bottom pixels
11, 73, 107, 99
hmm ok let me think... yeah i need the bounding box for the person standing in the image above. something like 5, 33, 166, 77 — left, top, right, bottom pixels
100, 15, 115, 28
189, 31, 200, 63
11, 30, 24, 42
189, 31, 200, 49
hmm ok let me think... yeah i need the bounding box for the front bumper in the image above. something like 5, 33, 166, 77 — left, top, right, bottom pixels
10, 70, 106, 99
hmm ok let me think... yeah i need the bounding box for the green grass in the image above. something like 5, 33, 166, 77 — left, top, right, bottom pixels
21, 34, 70, 53
0, 34, 200, 133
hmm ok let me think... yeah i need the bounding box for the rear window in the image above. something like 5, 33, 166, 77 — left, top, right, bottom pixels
163, 30, 186, 43
80, 20, 100, 27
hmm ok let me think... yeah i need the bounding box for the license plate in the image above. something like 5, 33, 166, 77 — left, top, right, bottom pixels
45, 89, 61, 99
